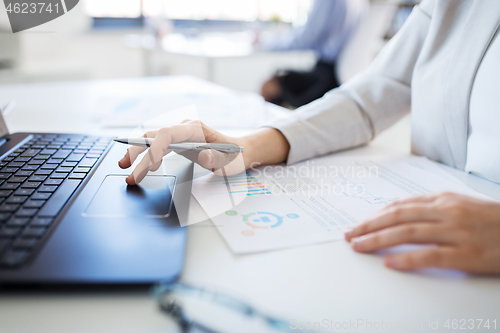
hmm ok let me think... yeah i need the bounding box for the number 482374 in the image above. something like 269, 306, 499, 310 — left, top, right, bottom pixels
444, 319, 497, 330
6, 3, 60, 14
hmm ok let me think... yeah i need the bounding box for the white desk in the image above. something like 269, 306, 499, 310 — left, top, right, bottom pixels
1, 76, 500, 333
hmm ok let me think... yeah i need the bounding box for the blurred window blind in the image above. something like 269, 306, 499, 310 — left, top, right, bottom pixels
84, 0, 312, 23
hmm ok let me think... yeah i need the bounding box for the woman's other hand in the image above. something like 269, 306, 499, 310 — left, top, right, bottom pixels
345, 192, 500, 274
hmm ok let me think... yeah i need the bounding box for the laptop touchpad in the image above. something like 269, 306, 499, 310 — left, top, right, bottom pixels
84, 175, 175, 218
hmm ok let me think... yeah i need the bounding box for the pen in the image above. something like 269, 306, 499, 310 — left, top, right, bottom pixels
113, 138, 244, 154
1, 100, 16, 116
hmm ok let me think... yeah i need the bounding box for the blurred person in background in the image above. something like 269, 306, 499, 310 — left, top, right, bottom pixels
257, 0, 368, 108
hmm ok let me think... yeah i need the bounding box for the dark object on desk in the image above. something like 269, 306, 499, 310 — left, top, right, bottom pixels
0, 130, 192, 285
263, 60, 340, 109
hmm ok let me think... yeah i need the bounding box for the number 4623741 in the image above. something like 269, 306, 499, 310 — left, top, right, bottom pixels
6, 3, 60, 14
444, 319, 497, 330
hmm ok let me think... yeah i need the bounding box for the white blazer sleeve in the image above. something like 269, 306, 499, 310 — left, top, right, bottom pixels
267, 0, 435, 165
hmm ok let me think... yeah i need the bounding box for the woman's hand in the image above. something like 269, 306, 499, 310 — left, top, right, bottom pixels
118, 120, 290, 185
344, 192, 500, 274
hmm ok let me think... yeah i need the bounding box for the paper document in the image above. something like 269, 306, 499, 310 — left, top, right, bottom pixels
192, 155, 493, 254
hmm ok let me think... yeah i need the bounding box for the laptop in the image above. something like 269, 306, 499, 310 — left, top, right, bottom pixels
0, 110, 193, 285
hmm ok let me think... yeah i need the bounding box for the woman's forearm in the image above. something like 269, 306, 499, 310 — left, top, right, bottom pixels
241, 128, 290, 169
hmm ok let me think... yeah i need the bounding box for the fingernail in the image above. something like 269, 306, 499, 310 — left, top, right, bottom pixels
386, 257, 398, 268
208, 151, 214, 167
351, 237, 363, 251
344, 230, 353, 240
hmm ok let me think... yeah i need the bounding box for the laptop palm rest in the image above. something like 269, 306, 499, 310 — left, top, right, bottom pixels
83, 175, 175, 218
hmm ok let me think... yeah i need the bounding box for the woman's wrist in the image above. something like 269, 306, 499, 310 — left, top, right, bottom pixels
240, 127, 290, 169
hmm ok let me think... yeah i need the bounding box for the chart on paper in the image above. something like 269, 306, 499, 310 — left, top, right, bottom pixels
192, 156, 490, 253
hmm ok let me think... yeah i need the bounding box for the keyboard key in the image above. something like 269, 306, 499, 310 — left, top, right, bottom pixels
38, 186, 58, 193
47, 145, 62, 149
7, 177, 27, 183
22, 227, 45, 238
33, 154, 50, 160
56, 167, 73, 173
40, 149, 57, 155
6, 196, 28, 204
16, 208, 38, 217
61, 161, 77, 167
47, 158, 63, 164
0, 239, 11, 254
89, 149, 105, 154
78, 158, 98, 168
2, 157, 14, 162
27, 159, 45, 165
41, 164, 58, 170
31, 145, 46, 149
7, 162, 25, 168
62, 145, 77, 149
28, 175, 47, 182
6, 217, 29, 227
21, 182, 41, 189
22, 165, 39, 171
14, 157, 31, 163
69, 173, 86, 179
32, 192, 51, 200
0, 213, 13, 222
0, 173, 11, 179
0, 183, 20, 190
1, 168, 18, 173
14, 188, 35, 196
35, 169, 52, 175
15, 171, 34, 177
13, 238, 38, 249
73, 167, 90, 173
44, 179, 63, 186
38, 179, 81, 217
31, 217, 53, 227
74, 149, 88, 154
0, 190, 13, 197
0, 204, 20, 212
24, 200, 45, 208
1, 250, 30, 266
85, 154, 101, 159
52, 150, 72, 159
50, 173, 68, 179
66, 154, 85, 162
0, 228, 20, 238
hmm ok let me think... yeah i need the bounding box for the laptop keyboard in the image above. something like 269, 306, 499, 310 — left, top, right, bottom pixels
0, 134, 113, 268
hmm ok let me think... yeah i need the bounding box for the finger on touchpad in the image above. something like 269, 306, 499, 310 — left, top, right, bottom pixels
84, 175, 175, 218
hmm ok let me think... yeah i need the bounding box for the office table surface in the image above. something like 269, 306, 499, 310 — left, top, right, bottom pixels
1, 76, 500, 333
